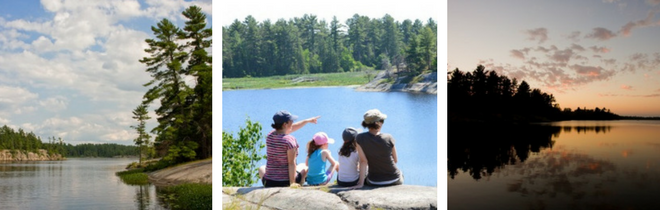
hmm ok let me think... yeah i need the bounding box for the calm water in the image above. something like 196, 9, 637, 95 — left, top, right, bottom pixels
222, 87, 437, 187
0, 158, 165, 210
448, 120, 660, 210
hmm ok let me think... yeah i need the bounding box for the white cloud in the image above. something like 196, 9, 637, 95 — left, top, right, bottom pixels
39, 96, 68, 112
0, 85, 38, 115
0, 0, 211, 145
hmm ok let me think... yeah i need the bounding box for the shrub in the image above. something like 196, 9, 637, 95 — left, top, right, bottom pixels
222, 117, 266, 186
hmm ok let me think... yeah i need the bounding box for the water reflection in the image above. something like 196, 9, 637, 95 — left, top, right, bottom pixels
449, 122, 660, 209
448, 124, 559, 180
448, 124, 612, 180
135, 185, 151, 210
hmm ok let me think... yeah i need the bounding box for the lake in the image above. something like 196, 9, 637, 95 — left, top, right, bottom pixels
448, 120, 660, 209
222, 87, 438, 187
0, 158, 166, 210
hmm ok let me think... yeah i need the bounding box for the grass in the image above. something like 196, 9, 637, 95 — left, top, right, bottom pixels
160, 183, 212, 210
222, 71, 377, 90
116, 168, 149, 185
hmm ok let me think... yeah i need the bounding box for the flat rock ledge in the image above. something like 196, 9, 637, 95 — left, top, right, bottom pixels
355, 71, 437, 94
223, 185, 437, 210
148, 159, 212, 186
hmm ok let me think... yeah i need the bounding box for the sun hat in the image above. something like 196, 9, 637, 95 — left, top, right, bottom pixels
313, 132, 335, 145
342, 127, 360, 142
273, 110, 298, 124
363, 109, 387, 124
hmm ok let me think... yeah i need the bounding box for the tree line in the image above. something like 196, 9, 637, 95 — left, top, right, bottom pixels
0, 125, 138, 157
222, 14, 437, 78
0, 125, 58, 154
448, 65, 620, 123
62, 143, 138, 158
133, 5, 212, 166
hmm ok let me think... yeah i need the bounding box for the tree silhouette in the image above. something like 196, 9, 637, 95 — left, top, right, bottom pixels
448, 65, 619, 123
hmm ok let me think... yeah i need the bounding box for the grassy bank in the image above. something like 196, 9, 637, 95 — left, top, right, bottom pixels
222, 71, 378, 90
159, 183, 212, 210
116, 168, 149, 185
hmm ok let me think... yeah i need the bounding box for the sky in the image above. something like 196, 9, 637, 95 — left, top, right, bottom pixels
0, 0, 212, 145
450, 0, 660, 117
220, 0, 441, 28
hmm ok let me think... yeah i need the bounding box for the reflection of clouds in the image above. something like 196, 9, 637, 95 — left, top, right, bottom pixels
646, 142, 660, 150
502, 145, 660, 209
505, 147, 617, 199
598, 142, 618, 147
621, 149, 633, 158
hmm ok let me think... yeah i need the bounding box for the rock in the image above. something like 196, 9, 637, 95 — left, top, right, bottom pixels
224, 185, 437, 210
337, 185, 437, 210
356, 71, 437, 94
241, 187, 350, 210
0, 149, 63, 161
148, 158, 212, 186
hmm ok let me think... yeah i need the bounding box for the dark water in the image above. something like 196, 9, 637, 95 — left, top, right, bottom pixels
448, 120, 660, 210
222, 87, 437, 187
0, 158, 165, 210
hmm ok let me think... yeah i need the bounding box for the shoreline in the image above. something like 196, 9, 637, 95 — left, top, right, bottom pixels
222, 85, 360, 91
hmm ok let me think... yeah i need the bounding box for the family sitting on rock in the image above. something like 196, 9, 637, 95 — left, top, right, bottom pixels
258, 109, 403, 189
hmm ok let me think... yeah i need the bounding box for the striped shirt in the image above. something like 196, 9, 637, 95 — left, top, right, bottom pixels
263, 130, 299, 181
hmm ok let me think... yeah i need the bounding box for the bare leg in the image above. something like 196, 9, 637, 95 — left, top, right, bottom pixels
296, 163, 308, 185
258, 165, 266, 179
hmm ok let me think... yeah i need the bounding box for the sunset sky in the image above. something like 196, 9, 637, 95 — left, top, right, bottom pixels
449, 0, 660, 116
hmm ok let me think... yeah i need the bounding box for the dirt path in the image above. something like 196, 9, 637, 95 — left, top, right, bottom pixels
148, 158, 212, 186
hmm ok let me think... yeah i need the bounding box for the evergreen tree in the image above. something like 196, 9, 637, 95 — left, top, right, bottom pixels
131, 104, 151, 164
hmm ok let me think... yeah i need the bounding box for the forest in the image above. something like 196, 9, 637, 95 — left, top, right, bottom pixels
0, 125, 137, 157
222, 14, 437, 78
448, 65, 620, 123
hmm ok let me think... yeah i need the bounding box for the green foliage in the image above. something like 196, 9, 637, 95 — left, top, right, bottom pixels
0, 125, 65, 156
131, 104, 152, 164
140, 5, 212, 162
62, 143, 139, 158
159, 183, 212, 210
162, 141, 198, 165
144, 159, 171, 172
223, 14, 436, 78
222, 118, 266, 187
116, 168, 149, 185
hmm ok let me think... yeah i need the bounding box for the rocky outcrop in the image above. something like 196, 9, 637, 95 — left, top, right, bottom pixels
0, 149, 63, 161
148, 158, 212, 186
223, 185, 437, 210
356, 71, 437, 94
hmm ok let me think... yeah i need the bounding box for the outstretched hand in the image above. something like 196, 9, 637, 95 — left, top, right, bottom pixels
307, 116, 321, 124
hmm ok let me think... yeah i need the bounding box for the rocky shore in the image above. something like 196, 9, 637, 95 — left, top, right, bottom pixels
355, 70, 437, 94
147, 158, 212, 186
223, 184, 438, 210
0, 149, 63, 161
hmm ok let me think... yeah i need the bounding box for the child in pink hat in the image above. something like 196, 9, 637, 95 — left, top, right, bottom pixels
305, 132, 339, 185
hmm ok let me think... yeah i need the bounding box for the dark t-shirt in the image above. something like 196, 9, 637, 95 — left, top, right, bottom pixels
356, 132, 401, 182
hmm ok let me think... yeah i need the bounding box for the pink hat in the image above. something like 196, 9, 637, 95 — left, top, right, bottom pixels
313, 132, 335, 145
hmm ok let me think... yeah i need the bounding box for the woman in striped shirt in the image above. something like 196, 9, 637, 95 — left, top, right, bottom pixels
258, 110, 320, 188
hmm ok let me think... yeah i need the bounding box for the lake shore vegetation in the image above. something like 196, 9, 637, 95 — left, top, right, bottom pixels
222, 117, 266, 187
134, 5, 212, 168
223, 71, 375, 90
222, 13, 437, 87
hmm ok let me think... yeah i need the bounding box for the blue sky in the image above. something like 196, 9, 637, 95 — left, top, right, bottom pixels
0, 0, 211, 145
450, 0, 660, 116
